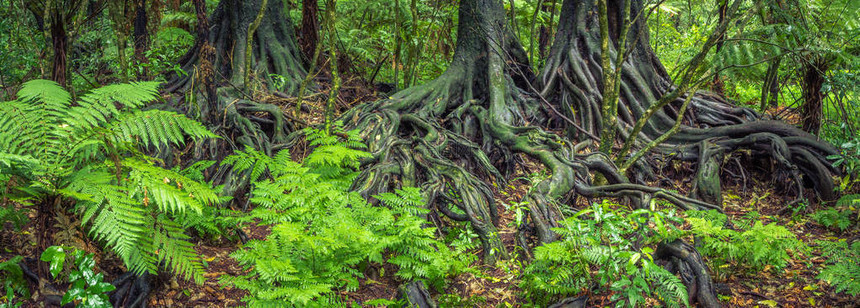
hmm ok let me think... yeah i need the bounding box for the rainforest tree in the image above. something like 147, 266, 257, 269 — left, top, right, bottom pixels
165, 0, 307, 157
339, 0, 841, 306
2, 0, 852, 306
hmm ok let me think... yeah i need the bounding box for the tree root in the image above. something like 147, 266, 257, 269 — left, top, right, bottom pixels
110, 272, 153, 308
656, 240, 721, 308
549, 296, 588, 308
395, 281, 437, 308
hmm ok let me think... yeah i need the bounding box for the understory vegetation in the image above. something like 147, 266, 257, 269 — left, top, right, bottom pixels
1, 0, 859, 307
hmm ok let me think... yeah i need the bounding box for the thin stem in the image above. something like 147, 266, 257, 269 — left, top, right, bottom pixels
244, 0, 268, 88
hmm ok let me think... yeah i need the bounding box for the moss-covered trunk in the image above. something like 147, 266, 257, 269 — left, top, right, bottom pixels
540, 0, 838, 203
165, 0, 309, 156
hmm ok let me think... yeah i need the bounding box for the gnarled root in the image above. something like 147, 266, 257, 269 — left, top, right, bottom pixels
396, 281, 437, 308
656, 239, 721, 308
110, 272, 153, 308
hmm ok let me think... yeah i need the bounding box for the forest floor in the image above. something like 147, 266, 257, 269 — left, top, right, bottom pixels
4, 163, 855, 307
1, 86, 858, 307
135, 168, 858, 308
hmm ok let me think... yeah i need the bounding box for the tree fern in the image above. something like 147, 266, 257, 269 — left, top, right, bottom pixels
0, 80, 218, 284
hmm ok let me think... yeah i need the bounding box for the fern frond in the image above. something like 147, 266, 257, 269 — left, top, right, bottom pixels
152, 218, 205, 284
0, 153, 40, 178
107, 109, 216, 150
124, 158, 220, 214
0, 100, 44, 154
64, 82, 160, 133
76, 181, 152, 274
16, 79, 71, 119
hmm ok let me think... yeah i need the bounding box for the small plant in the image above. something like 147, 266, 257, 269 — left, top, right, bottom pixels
0, 204, 27, 232
685, 210, 806, 275
816, 239, 860, 296
221, 126, 470, 305
40, 246, 115, 308
811, 208, 854, 232
0, 256, 28, 308
520, 201, 688, 307
826, 137, 860, 225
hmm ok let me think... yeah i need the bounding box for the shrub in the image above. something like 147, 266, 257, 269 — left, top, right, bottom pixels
685, 210, 806, 274
41, 246, 115, 308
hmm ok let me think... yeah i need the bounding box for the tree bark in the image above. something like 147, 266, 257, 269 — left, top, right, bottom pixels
132, 0, 150, 79
168, 0, 306, 93
49, 10, 67, 86
298, 0, 319, 60
759, 58, 781, 111
800, 57, 828, 135
163, 0, 309, 198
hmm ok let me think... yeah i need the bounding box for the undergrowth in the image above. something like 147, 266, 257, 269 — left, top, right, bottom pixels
220, 125, 471, 306
816, 239, 860, 296
520, 201, 688, 307
0, 79, 219, 283
685, 210, 806, 276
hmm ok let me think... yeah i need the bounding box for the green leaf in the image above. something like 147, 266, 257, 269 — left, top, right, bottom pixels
40, 246, 66, 279
86, 282, 116, 294
64, 279, 87, 305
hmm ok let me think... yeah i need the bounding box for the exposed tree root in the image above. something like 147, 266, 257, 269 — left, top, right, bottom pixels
396, 281, 437, 308
162, 0, 309, 199
549, 296, 588, 308
656, 240, 721, 308
109, 272, 153, 308
339, 0, 742, 268
338, 0, 842, 305
539, 0, 840, 207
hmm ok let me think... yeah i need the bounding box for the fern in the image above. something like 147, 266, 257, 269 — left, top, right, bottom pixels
685, 210, 806, 274
0, 256, 29, 306
521, 201, 688, 307
0, 80, 218, 284
221, 126, 469, 305
816, 240, 860, 296
812, 208, 855, 232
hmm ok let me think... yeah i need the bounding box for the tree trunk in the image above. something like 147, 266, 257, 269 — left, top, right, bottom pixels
168, 0, 306, 93
759, 58, 781, 111
163, 0, 308, 202
538, 0, 555, 62
343, 0, 540, 264
800, 57, 828, 135
109, 0, 133, 82
133, 0, 149, 79
298, 0, 319, 60
710, 0, 727, 95
49, 11, 67, 86
540, 0, 838, 202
